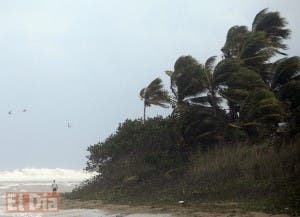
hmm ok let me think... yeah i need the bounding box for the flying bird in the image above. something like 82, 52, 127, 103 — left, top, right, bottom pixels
8, 111, 12, 115
22, 109, 27, 112
67, 122, 71, 128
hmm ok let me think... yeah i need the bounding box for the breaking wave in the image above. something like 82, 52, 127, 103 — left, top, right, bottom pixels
0, 168, 97, 182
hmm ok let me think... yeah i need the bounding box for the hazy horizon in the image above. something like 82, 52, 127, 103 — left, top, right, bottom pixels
1, 0, 299, 169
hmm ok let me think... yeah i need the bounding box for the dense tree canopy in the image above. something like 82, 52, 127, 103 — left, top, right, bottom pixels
87, 9, 299, 171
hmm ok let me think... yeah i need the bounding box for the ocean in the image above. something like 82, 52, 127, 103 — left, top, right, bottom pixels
0, 168, 102, 216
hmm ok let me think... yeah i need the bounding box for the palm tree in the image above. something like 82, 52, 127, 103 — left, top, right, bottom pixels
271, 56, 300, 133
202, 56, 222, 116
217, 9, 291, 121
165, 56, 206, 107
176, 56, 222, 117
165, 56, 208, 156
165, 56, 225, 153
139, 78, 169, 122
221, 9, 290, 81
213, 58, 265, 120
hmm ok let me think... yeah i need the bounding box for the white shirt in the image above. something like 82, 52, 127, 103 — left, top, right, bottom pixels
52, 183, 58, 189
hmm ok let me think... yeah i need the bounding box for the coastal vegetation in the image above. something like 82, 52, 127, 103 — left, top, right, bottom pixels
67, 9, 300, 215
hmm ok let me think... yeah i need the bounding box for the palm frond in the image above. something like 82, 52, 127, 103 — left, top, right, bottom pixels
205, 56, 217, 72
165, 70, 174, 77
221, 26, 250, 58
272, 56, 300, 87
252, 8, 290, 54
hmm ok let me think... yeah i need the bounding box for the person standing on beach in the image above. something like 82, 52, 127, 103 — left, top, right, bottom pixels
51, 180, 58, 192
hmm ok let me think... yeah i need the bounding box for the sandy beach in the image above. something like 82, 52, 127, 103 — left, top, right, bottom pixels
59, 198, 291, 217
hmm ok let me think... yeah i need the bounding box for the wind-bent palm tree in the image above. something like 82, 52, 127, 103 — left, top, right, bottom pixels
139, 78, 169, 122
165, 56, 205, 107
202, 56, 222, 116
171, 56, 222, 117
271, 56, 300, 133
165, 56, 226, 153
217, 8, 291, 122
165, 56, 208, 155
221, 8, 290, 83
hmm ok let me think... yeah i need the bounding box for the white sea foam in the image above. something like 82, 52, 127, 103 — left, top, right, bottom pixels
0, 168, 97, 182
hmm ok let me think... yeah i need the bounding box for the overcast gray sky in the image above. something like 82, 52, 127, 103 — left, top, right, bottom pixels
0, 0, 299, 169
